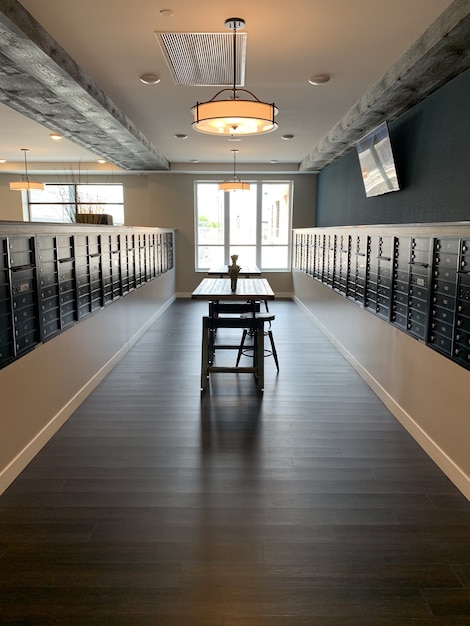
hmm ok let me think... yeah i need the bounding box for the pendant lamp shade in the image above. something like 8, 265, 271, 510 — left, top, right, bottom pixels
9, 149, 45, 191
219, 180, 251, 191
193, 99, 278, 137
192, 18, 278, 137
9, 180, 45, 191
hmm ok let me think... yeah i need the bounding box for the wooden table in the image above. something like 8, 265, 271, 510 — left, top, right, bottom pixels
207, 264, 261, 277
192, 278, 274, 302
191, 278, 275, 393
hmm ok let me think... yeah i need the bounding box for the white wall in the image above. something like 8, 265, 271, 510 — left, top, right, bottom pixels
0, 174, 26, 220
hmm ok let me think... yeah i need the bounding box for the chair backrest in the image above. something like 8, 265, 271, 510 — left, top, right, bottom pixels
209, 301, 261, 316
204, 315, 264, 331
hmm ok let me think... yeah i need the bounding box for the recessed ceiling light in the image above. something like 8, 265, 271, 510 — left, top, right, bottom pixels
49, 133, 62, 140
190, 159, 200, 163
270, 159, 278, 163
174, 133, 188, 139
0, 159, 6, 163
97, 158, 106, 164
281, 134, 294, 140
139, 73, 160, 85
160, 9, 174, 17
309, 74, 330, 85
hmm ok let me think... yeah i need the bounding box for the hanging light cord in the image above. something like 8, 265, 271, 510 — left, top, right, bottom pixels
201, 19, 262, 105
232, 20, 237, 99
22, 148, 29, 179
232, 149, 240, 182
9, 148, 44, 191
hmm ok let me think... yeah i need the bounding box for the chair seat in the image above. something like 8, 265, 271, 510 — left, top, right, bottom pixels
237, 312, 279, 371
240, 312, 275, 322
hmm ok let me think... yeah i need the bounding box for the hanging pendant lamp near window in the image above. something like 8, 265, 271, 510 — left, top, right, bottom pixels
9, 148, 45, 191
192, 18, 278, 137
219, 149, 250, 192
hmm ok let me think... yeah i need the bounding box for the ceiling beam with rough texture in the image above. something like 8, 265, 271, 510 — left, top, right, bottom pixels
300, 0, 470, 172
0, 0, 169, 171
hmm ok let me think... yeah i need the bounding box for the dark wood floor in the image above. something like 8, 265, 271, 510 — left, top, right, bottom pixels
1, 298, 469, 625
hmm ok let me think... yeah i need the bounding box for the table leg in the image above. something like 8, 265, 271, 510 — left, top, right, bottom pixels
201, 317, 209, 391
255, 318, 264, 392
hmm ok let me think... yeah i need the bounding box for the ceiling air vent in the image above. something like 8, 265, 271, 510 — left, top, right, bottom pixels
155, 31, 246, 86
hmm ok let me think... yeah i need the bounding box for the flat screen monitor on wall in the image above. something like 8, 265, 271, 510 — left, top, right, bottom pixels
356, 121, 400, 198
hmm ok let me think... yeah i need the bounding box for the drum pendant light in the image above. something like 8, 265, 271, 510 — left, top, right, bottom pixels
219, 149, 250, 192
192, 18, 278, 137
9, 149, 45, 191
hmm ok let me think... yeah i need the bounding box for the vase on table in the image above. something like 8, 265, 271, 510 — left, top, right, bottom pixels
228, 254, 241, 292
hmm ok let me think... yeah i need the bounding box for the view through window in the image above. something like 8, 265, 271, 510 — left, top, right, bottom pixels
195, 181, 292, 271
27, 184, 124, 225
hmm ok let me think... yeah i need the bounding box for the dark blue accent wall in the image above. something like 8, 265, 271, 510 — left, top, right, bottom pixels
316, 68, 470, 226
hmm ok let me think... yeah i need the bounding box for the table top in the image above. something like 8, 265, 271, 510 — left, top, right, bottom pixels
207, 264, 261, 276
191, 278, 275, 301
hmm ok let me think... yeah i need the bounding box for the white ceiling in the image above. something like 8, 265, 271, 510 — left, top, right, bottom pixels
0, 0, 457, 172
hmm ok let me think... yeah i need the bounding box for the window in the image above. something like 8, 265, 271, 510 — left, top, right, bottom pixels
195, 181, 292, 271
27, 184, 124, 225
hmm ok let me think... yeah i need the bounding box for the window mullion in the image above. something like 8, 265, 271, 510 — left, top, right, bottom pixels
224, 191, 230, 264
256, 183, 262, 268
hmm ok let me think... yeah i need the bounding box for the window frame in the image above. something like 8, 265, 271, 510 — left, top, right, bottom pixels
26, 183, 125, 225
194, 180, 293, 272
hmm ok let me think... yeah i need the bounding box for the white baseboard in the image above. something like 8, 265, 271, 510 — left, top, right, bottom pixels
294, 296, 470, 501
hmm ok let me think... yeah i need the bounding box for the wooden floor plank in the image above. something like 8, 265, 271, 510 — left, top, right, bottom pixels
1, 298, 469, 623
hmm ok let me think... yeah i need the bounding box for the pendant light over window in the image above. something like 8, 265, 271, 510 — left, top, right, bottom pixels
192, 18, 278, 137
219, 149, 250, 192
9, 149, 45, 191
